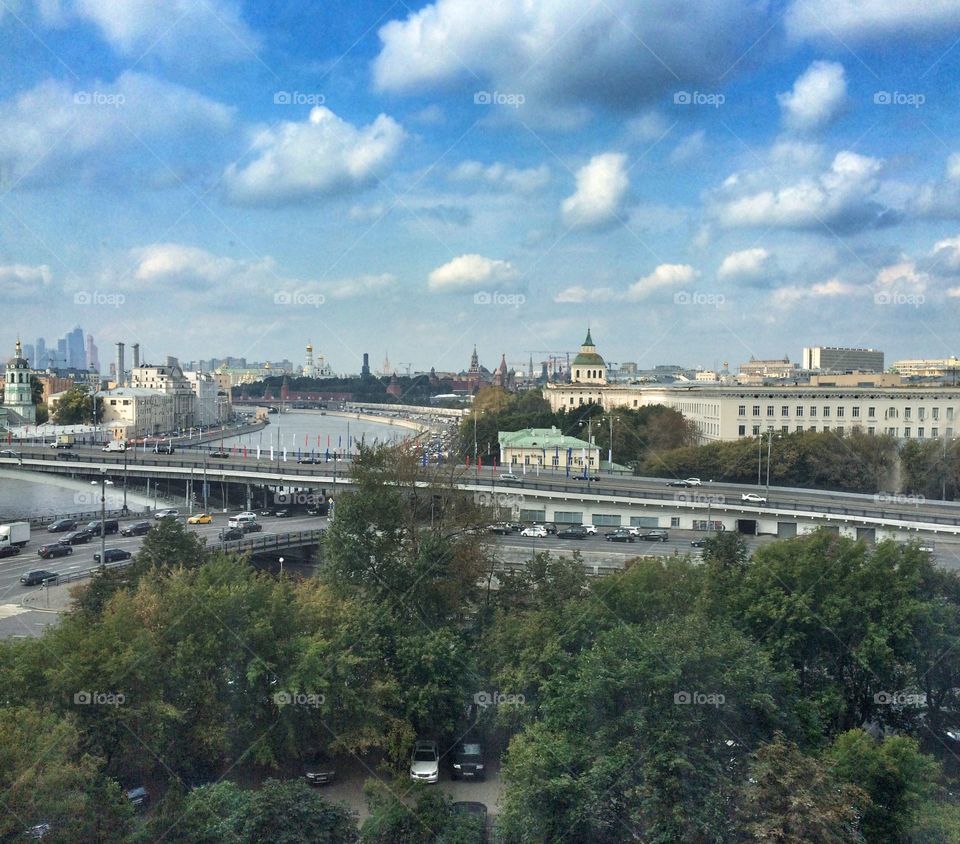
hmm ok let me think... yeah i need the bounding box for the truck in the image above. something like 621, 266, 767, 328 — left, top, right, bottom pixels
102, 440, 127, 452
51, 434, 74, 449
0, 522, 31, 549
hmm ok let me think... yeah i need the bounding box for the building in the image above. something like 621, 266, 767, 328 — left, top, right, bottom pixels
499, 426, 601, 471
890, 357, 960, 379
2, 340, 36, 425
544, 331, 960, 443
96, 387, 175, 439
738, 356, 798, 379
803, 346, 884, 373
571, 329, 607, 385
184, 370, 224, 426
85, 334, 99, 372
66, 326, 85, 370
130, 361, 196, 430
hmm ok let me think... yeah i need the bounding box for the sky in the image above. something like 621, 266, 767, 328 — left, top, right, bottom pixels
3, 0, 960, 375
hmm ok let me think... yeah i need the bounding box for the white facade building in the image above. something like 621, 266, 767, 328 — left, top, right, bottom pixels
130, 362, 196, 430
97, 387, 174, 439
184, 371, 221, 426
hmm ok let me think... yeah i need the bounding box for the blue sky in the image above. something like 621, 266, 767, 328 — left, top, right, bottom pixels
3, 0, 960, 375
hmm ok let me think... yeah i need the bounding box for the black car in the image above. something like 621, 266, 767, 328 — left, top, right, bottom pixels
0, 544, 20, 558
85, 519, 120, 535
120, 521, 152, 537
220, 527, 244, 541
55, 451, 74, 460
154, 443, 175, 454
557, 526, 589, 539
94, 548, 133, 564
690, 538, 707, 548
667, 479, 693, 487
572, 472, 599, 481
303, 752, 336, 786
59, 529, 95, 545
605, 530, 635, 543
37, 544, 72, 560
640, 530, 669, 542
21, 569, 60, 585
240, 521, 263, 534
297, 456, 323, 464
210, 451, 230, 459
451, 739, 486, 780
487, 524, 512, 535
47, 519, 78, 533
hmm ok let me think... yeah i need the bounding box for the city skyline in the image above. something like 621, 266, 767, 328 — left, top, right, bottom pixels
4, 3, 960, 371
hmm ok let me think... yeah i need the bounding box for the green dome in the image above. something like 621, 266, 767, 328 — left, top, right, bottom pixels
572, 352, 605, 366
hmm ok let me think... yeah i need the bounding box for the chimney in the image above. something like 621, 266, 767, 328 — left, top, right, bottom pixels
132, 343, 140, 370
115, 342, 125, 387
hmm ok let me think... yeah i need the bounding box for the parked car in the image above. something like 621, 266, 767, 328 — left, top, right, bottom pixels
582, 524, 598, 535
487, 523, 512, 535
274, 509, 291, 518
450, 739, 486, 780
302, 752, 336, 786
640, 529, 669, 542
22, 822, 52, 839
220, 527, 244, 541
55, 451, 74, 460
0, 544, 20, 558
187, 513, 213, 524
120, 521, 152, 537
542, 523, 557, 534
410, 740, 440, 783
47, 519, 77, 533
605, 530, 636, 542
557, 526, 589, 539
154, 509, 180, 520
58, 529, 95, 546
21, 569, 59, 585
572, 472, 599, 481
94, 548, 132, 564
240, 521, 263, 534
37, 544, 72, 560
741, 492, 767, 504
498, 472, 522, 483
126, 787, 149, 810
520, 525, 547, 537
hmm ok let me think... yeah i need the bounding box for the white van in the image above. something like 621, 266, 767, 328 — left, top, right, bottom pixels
228, 512, 257, 529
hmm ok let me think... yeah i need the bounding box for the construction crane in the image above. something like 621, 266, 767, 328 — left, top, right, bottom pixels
525, 350, 571, 380
397, 362, 413, 376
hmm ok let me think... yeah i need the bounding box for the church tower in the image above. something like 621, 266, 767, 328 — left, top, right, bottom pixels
4, 340, 36, 424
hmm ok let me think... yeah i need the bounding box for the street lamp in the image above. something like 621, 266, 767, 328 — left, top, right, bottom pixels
278, 556, 284, 577
91, 470, 114, 566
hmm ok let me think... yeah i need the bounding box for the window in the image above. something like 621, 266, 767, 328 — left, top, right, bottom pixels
918, 427, 925, 438
796, 406, 804, 417
593, 514, 621, 526
836, 426, 844, 433
823, 425, 829, 432
781, 405, 789, 416
905, 407, 912, 420
752, 405, 760, 417
808, 425, 816, 432
823, 406, 831, 417
852, 406, 860, 418
670, 516, 680, 527
948, 428, 955, 438
738, 404, 746, 416
904, 427, 911, 438
766, 405, 774, 417
796, 425, 803, 432
810, 406, 817, 417
752, 425, 760, 435
933, 428, 939, 438
868, 406, 876, 418
948, 408, 955, 421
918, 407, 926, 420
837, 407, 845, 418
933, 407, 939, 420
868, 426, 875, 434
782, 425, 789, 433
738, 425, 746, 436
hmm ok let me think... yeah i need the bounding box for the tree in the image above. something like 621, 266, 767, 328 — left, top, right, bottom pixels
237, 779, 358, 843
361, 781, 467, 844
53, 385, 93, 424
30, 374, 49, 423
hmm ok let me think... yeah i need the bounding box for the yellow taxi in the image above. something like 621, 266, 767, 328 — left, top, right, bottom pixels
187, 513, 213, 525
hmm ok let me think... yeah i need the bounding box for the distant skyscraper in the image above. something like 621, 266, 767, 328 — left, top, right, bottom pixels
35, 337, 46, 368
85, 333, 99, 371
66, 326, 85, 369
21, 343, 34, 368
56, 338, 67, 369
361, 353, 370, 377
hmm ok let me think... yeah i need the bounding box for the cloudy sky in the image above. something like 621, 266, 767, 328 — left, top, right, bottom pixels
3, 0, 960, 374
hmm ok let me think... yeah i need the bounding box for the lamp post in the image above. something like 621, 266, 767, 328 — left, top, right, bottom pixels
91, 470, 114, 566
278, 556, 284, 577
765, 430, 774, 492
757, 434, 763, 487
607, 413, 614, 470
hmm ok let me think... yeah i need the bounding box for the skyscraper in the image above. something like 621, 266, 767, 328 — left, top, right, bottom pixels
66, 326, 85, 369
35, 337, 46, 369
86, 333, 99, 371
56, 338, 67, 369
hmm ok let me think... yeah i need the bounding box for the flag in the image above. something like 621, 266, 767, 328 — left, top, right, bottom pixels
338, 435, 342, 448
327, 434, 330, 447
257, 446, 261, 460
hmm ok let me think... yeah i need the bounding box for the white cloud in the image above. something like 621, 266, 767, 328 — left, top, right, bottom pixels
223, 106, 405, 206
428, 253, 518, 292
772, 276, 858, 305
786, 0, 960, 42
931, 235, 960, 272
130, 244, 277, 293
561, 153, 629, 230
449, 160, 550, 193
0, 263, 54, 299
373, 0, 767, 112
626, 263, 698, 300
713, 148, 897, 232
326, 273, 396, 300
874, 260, 928, 294
0, 72, 233, 187
948, 153, 960, 180
717, 247, 773, 282
669, 130, 706, 165
912, 154, 960, 219
778, 60, 847, 131
625, 111, 673, 142
553, 285, 617, 303
40, 0, 259, 67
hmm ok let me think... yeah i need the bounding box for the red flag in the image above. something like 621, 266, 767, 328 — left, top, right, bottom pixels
327, 434, 331, 447
243, 447, 248, 458
466, 455, 470, 466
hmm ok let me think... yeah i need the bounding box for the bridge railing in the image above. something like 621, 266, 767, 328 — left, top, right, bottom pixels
220, 529, 326, 554
21, 509, 150, 528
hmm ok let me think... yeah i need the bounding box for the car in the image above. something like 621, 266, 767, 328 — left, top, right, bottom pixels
303, 752, 336, 786
683, 478, 703, 486
297, 456, 323, 464
498, 472, 521, 483
557, 525, 589, 539
187, 513, 213, 524
690, 538, 707, 548
741, 492, 767, 505
0, 544, 20, 558
153, 443, 174, 454
94, 548, 132, 564
640, 529, 669, 542
450, 739, 486, 780
487, 523, 512, 535
236, 511, 257, 521
154, 509, 180, 520
120, 521, 152, 537
667, 479, 693, 487
582, 524, 598, 535
36, 544, 72, 560
49, 441, 73, 449
542, 522, 557, 534
520, 525, 547, 537
85, 519, 119, 535
605, 530, 635, 542
58, 529, 94, 546
210, 450, 230, 459
0, 449, 21, 458
125, 787, 150, 810
274, 509, 291, 518
220, 527, 244, 541
572, 472, 599, 481
21, 569, 60, 585
47, 519, 78, 533
240, 521, 263, 534
410, 740, 440, 783
55, 451, 74, 460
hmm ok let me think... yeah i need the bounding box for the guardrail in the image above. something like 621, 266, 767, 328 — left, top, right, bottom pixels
220, 529, 326, 554
20, 509, 150, 528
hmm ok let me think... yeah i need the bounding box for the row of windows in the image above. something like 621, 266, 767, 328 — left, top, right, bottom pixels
739, 404, 954, 421
738, 424, 955, 439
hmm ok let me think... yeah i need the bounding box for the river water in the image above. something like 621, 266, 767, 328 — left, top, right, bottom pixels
0, 412, 412, 520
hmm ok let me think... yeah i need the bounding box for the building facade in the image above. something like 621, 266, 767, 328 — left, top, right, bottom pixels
130, 362, 196, 430
97, 387, 174, 438
890, 357, 960, 379
3, 340, 36, 425
803, 346, 884, 373
499, 427, 601, 470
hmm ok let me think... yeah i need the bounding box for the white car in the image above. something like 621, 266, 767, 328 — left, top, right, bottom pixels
583, 524, 598, 535
741, 492, 767, 505
409, 740, 440, 783
684, 478, 703, 486
520, 525, 547, 538
498, 473, 522, 483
